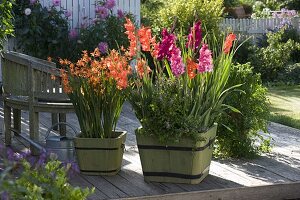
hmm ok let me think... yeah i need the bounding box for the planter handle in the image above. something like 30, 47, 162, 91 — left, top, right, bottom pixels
121, 143, 125, 152
45, 122, 78, 139
208, 137, 215, 149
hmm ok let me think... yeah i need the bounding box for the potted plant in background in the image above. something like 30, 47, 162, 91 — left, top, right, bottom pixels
124, 18, 238, 184
60, 48, 132, 175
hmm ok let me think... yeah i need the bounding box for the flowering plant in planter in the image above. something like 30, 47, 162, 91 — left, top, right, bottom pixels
124, 18, 238, 183
60, 48, 132, 138
125, 18, 238, 143
60, 48, 132, 175
125, 19, 237, 184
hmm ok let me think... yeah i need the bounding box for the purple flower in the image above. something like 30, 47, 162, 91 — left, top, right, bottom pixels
64, 10, 72, 18
170, 47, 185, 77
117, 9, 124, 18
104, 0, 116, 10
98, 42, 109, 54
157, 29, 177, 60
36, 151, 47, 167
6, 148, 15, 161
198, 44, 213, 73
187, 21, 202, 50
30, 0, 37, 5
52, 0, 60, 6
1, 191, 9, 200
96, 6, 109, 19
69, 29, 78, 39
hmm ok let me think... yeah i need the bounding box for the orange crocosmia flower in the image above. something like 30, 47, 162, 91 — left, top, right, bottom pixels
223, 33, 236, 54
47, 57, 52, 62
150, 37, 159, 58
187, 58, 198, 79
138, 26, 152, 52
60, 69, 72, 94
91, 48, 101, 58
135, 58, 151, 78
124, 18, 137, 57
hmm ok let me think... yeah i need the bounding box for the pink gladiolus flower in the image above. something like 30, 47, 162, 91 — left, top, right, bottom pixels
52, 0, 60, 6
98, 42, 109, 54
157, 29, 176, 60
104, 0, 116, 9
64, 10, 72, 18
117, 9, 124, 18
69, 29, 78, 39
198, 44, 213, 73
170, 47, 185, 77
187, 21, 202, 50
96, 6, 109, 19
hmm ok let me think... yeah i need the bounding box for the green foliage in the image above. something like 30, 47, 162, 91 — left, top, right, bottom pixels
277, 63, 300, 84
158, 0, 224, 34
215, 63, 271, 158
282, 0, 300, 10
0, 0, 14, 51
13, 0, 71, 60
250, 27, 300, 82
141, 0, 164, 29
270, 114, 300, 130
12, 1, 132, 62
233, 38, 256, 64
134, 78, 207, 143
0, 150, 94, 199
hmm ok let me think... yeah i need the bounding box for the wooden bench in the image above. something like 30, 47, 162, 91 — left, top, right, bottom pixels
2, 51, 74, 154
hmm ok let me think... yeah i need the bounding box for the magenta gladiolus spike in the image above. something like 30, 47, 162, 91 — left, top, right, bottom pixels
187, 21, 202, 50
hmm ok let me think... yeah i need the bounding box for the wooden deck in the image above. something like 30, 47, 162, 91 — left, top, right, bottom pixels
1, 101, 300, 200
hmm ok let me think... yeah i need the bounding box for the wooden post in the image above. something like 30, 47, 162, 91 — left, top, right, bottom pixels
4, 101, 12, 146
29, 111, 40, 155
51, 113, 58, 131
13, 109, 21, 135
59, 113, 67, 136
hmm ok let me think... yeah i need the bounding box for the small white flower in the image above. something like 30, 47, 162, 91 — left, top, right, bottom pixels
24, 8, 32, 16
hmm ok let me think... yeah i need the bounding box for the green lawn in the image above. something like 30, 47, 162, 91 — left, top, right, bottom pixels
267, 85, 300, 129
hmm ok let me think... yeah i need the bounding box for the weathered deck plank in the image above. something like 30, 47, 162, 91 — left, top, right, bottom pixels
1, 101, 300, 200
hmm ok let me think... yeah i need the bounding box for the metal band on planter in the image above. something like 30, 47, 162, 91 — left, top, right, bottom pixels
137, 137, 216, 152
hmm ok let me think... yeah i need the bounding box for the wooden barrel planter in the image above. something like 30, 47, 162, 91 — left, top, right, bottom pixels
74, 131, 126, 175
136, 125, 217, 184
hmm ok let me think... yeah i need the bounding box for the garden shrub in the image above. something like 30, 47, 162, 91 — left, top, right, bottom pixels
141, 0, 164, 30
0, 0, 14, 51
13, 0, 132, 62
71, 15, 130, 62
250, 26, 300, 82
233, 39, 256, 64
277, 63, 300, 84
215, 63, 271, 158
13, 0, 71, 60
158, 0, 224, 34
0, 147, 94, 199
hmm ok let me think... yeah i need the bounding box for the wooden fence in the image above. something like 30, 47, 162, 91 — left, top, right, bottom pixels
39, 0, 141, 28
220, 17, 300, 35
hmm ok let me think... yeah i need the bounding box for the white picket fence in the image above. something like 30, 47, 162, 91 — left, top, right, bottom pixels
220, 17, 300, 35
39, 0, 141, 28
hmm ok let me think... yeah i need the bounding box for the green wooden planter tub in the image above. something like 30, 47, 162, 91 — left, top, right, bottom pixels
74, 131, 126, 176
136, 125, 217, 184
